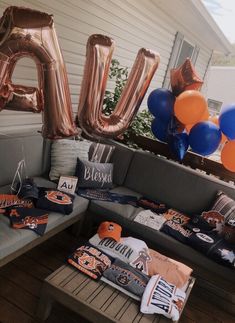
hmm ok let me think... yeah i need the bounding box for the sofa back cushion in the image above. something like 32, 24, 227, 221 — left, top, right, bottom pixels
106, 141, 134, 186
124, 151, 235, 214
0, 132, 48, 187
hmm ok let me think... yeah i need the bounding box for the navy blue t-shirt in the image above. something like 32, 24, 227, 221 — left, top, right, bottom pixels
36, 188, 74, 215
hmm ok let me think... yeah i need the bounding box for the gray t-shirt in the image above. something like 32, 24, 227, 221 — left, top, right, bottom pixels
103, 258, 149, 298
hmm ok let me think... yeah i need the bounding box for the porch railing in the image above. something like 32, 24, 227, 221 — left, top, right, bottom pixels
129, 134, 235, 184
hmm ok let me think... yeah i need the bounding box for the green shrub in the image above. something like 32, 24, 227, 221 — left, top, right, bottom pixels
103, 59, 154, 147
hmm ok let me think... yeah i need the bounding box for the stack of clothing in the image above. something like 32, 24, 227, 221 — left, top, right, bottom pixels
0, 178, 75, 236
160, 207, 235, 269
67, 221, 193, 321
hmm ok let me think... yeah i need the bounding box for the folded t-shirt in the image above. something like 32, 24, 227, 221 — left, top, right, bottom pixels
36, 188, 74, 215
141, 274, 186, 321
9, 207, 49, 236
137, 197, 168, 213
161, 220, 192, 243
0, 194, 34, 210
89, 234, 150, 274
188, 231, 235, 268
103, 258, 149, 298
147, 249, 192, 288
134, 210, 166, 231
67, 243, 113, 280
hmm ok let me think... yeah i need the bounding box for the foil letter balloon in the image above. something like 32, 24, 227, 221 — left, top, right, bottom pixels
0, 6, 77, 139
78, 34, 160, 138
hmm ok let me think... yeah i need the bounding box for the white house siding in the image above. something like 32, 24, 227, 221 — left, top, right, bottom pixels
0, 0, 212, 134
205, 66, 235, 108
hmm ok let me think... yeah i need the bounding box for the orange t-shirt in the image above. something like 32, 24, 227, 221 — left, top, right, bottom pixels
147, 249, 192, 289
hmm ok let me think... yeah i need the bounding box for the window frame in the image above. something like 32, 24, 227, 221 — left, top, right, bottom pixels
163, 32, 200, 89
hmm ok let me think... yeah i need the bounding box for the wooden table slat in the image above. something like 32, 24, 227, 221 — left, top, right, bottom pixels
90, 285, 119, 309
114, 298, 132, 320
119, 300, 140, 322
48, 266, 75, 285
47, 264, 66, 281
136, 313, 159, 323
75, 279, 104, 301
104, 291, 130, 317
63, 272, 89, 293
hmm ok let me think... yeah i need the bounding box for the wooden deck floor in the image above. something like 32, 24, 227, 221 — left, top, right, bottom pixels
0, 230, 234, 323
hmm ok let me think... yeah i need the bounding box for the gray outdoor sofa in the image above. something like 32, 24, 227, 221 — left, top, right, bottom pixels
0, 131, 234, 314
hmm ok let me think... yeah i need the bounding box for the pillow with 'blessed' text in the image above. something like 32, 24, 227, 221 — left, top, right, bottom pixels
75, 158, 113, 189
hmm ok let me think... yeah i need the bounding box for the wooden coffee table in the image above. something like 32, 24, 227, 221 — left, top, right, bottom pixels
36, 264, 195, 322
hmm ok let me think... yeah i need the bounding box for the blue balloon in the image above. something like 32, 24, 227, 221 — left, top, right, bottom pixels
189, 121, 221, 156
168, 133, 189, 161
148, 88, 175, 123
151, 118, 168, 142
219, 104, 235, 140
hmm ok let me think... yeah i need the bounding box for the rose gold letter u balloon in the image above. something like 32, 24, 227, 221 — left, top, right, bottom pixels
0, 6, 77, 139
78, 34, 160, 138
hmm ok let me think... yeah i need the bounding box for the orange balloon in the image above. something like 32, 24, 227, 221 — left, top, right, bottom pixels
174, 90, 207, 125
209, 116, 227, 144
201, 109, 210, 121
221, 141, 235, 172
185, 107, 209, 133
185, 123, 194, 133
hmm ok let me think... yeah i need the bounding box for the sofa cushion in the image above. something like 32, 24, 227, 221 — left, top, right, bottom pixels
0, 133, 46, 187
89, 142, 115, 163
49, 139, 92, 181
124, 151, 235, 214
0, 177, 89, 260
210, 191, 235, 223
104, 141, 134, 186
88, 187, 142, 225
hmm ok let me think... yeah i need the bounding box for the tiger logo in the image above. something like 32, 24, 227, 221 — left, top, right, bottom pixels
45, 191, 72, 205
201, 210, 224, 231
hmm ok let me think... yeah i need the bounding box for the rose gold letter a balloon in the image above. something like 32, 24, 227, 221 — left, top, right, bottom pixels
0, 6, 77, 139
78, 34, 160, 138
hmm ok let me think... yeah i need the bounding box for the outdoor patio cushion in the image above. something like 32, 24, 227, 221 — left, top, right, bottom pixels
0, 177, 89, 260
88, 186, 142, 225
104, 140, 134, 186
0, 133, 47, 187
124, 151, 235, 214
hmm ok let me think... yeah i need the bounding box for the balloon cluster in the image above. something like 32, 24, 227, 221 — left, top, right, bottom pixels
148, 58, 235, 172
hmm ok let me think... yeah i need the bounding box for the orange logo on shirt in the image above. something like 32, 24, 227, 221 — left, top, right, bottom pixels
45, 191, 72, 205
9, 209, 20, 217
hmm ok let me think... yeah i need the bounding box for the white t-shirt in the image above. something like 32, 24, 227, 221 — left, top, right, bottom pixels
134, 210, 166, 231
89, 234, 149, 272
141, 274, 186, 321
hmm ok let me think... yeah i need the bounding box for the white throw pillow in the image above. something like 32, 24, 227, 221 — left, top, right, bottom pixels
49, 139, 92, 181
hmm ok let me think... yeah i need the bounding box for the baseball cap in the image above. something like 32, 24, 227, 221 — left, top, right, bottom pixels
97, 221, 122, 242
17, 178, 39, 200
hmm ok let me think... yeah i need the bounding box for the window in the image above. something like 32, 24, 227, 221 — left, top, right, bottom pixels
176, 40, 194, 67
163, 32, 200, 88
207, 99, 222, 115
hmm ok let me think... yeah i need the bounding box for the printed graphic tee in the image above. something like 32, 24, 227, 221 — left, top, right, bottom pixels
141, 274, 186, 321
9, 207, 49, 236
134, 210, 166, 231
89, 234, 150, 274
37, 188, 74, 215
67, 243, 113, 280
147, 249, 192, 288
103, 258, 149, 299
